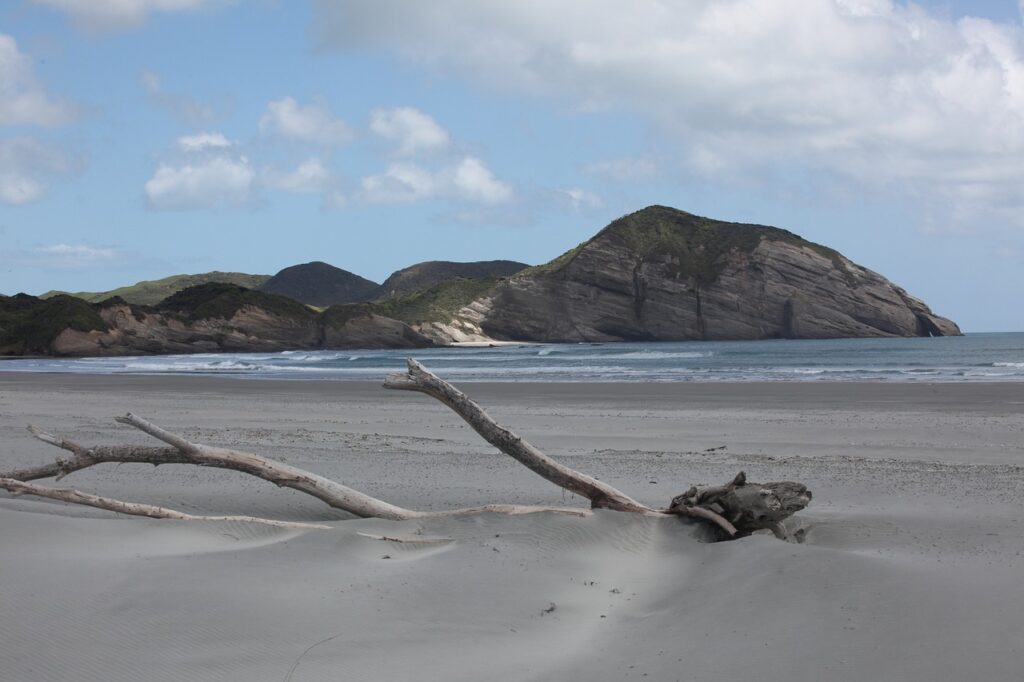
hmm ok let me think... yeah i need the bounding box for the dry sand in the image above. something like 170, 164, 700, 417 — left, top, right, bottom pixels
1, 373, 1022, 681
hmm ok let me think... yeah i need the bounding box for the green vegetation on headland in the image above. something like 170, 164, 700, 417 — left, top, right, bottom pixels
378, 260, 528, 299
373, 277, 499, 325
521, 205, 853, 287
598, 205, 834, 284
0, 294, 108, 354
319, 303, 375, 329
157, 283, 315, 322
42, 272, 271, 306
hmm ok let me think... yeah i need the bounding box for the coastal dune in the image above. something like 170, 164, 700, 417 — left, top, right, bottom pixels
1, 375, 1022, 681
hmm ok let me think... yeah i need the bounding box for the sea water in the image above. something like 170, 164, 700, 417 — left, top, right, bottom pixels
3, 333, 1023, 382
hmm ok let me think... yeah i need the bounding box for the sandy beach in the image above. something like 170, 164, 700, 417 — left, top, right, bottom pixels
1, 373, 1022, 681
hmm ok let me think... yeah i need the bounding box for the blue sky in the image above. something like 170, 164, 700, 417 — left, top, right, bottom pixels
1, 1, 1023, 332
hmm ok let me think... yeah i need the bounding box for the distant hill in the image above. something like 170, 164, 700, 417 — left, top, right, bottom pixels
12, 204, 961, 354
377, 260, 529, 299
41, 272, 270, 306
257, 261, 380, 307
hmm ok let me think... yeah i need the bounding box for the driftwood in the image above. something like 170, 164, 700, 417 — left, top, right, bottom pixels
0, 477, 330, 530
0, 359, 810, 540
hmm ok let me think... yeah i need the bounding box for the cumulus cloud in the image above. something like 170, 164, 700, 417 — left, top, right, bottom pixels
314, 0, 1024, 219
259, 97, 352, 146
263, 158, 331, 193
360, 157, 512, 205
177, 131, 231, 151
145, 155, 254, 210
0, 34, 75, 127
451, 157, 513, 204
33, 0, 226, 32
141, 71, 214, 128
0, 138, 73, 205
360, 162, 437, 204
370, 106, 451, 155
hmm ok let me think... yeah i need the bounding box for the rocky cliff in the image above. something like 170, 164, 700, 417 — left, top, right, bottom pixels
410, 206, 960, 343
0, 284, 434, 357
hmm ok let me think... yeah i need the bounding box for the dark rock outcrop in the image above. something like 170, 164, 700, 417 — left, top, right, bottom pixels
258, 261, 379, 307
417, 206, 960, 343
378, 260, 529, 299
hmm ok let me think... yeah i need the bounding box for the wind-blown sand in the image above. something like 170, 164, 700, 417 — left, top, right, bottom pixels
1, 374, 1022, 681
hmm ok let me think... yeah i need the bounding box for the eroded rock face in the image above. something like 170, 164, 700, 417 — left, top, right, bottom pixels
15, 291, 435, 357
51, 303, 324, 356
321, 310, 437, 349
476, 206, 960, 342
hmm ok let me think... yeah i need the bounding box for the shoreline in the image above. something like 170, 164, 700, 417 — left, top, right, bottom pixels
3, 371, 1022, 410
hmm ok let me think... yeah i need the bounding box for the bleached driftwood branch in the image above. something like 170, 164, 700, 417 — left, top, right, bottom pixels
0, 360, 811, 539
0, 477, 330, 529
384, 359, 654, 513
6, 419, 589, 522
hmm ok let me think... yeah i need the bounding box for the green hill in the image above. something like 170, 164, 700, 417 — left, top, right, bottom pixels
257, 261, 380, 307
41, 272, 271, 306
377, 260, 528, 299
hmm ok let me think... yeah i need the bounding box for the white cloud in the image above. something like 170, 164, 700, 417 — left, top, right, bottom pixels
141, 70, 214, 128
259, 97, 352, 146
559, 187, 603, 210
0, 34, 75, 127
451, 157, 513, 204
263, 158, 331, 193
584, 157, 657, 182
360, 162, 437, 204
315, 0, 1024, 220
145, 155, 254, 209
0, 138, 73, 205
33, 0, 225, 32
177, 131, 231, 151
360, 156, 512, 205
35, 243, 118, 263
369, 106, 451, 155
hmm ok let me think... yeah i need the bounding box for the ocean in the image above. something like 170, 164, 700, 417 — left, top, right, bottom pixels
2, 333, 1023, 382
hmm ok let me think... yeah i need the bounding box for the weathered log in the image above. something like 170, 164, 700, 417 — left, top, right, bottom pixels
669, 471, 812, 538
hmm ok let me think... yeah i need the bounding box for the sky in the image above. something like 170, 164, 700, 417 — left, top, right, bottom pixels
1, 1, 1023, 332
